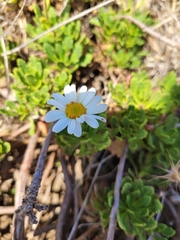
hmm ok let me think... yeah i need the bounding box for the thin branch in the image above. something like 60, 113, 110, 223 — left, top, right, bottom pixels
67, 154, 113, 240
119, 15, 180, 50
74, 151, 104, 191
11, 123, 31, 138
0, 33, 10, 97
71, 156, 79, 228
32, 151, 56, 230
107, 140, 128, 240
14, 132, 39, 209
56, 152, 73, 240
2, 0, 114, 56
12, 125, 53, 240
76, 223, 101, 240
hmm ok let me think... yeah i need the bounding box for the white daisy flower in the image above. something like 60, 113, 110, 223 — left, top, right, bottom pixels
45, 84, 107, 137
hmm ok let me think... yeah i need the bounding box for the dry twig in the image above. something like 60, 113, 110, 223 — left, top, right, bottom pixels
11, 123, 31, 138
13, 125, 53, 240
14, 132, 39, 209
56, 151, 73, 240
67, 154, 113, 240
0, 32, 10, 97
76, 223, 101, 240
107, 139, 128, 240
32, 151, 56, 230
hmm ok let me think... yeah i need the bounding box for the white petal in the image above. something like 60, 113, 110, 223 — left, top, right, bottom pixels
82, 88, 96, 106
47, 99, 66, 111
79, 85, 87, 93
52, 117, 70, 133
45, 110, 65, 122
51, 93, 69, 105
77, 91, 87, 103
64, 84, 76, 102
67, 119, 76, 134
77, 86, 88, 103
88, 87, 96, 93
92, 115, 106, 122
87, 104, 107, 114
76, 115, 85, 123
74, 121, 82, 137
84, 114, 99, 128
85, 96, 102, 108
64, 85, 71, 94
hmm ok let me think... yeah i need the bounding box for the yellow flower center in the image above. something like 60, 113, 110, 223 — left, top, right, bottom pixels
66, 102, 86, 119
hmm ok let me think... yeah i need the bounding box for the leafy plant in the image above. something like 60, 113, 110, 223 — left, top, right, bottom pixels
109, 71, 180, 176
90, 7, 153, 69
56, 113, 111, 156
1, 4, 93, 121
26, 4, 93, 71
94, 177, 175, 239
111, 106, 148, 151
109, 71, 177, 115
1, 56, 51, 120
139, 114, 180, 178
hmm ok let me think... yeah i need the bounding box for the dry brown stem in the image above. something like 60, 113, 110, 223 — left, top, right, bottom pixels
56, 151, 73, 240
67, 154, 113, 240
107, 139, 128, 240
0, 32, 10, 97
12, 125, 53, 240
14, 132, 39, 209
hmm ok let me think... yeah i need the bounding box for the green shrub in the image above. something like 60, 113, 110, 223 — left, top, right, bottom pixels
1, 4, 93, 121
90, 7, 153, 69
94, 177, 175, 239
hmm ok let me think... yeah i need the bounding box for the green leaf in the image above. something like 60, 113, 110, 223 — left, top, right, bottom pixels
6, 100, 16, 109
90, 18, 101, 27
44, 43, 59, 62
155, 223, 175, 238
69, 44, 82, 64
93, 198, 102, 210
161, 71, 177, 92
62, 36, 73, 52
134, 129, 148, 139
80, 53, 93, 67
